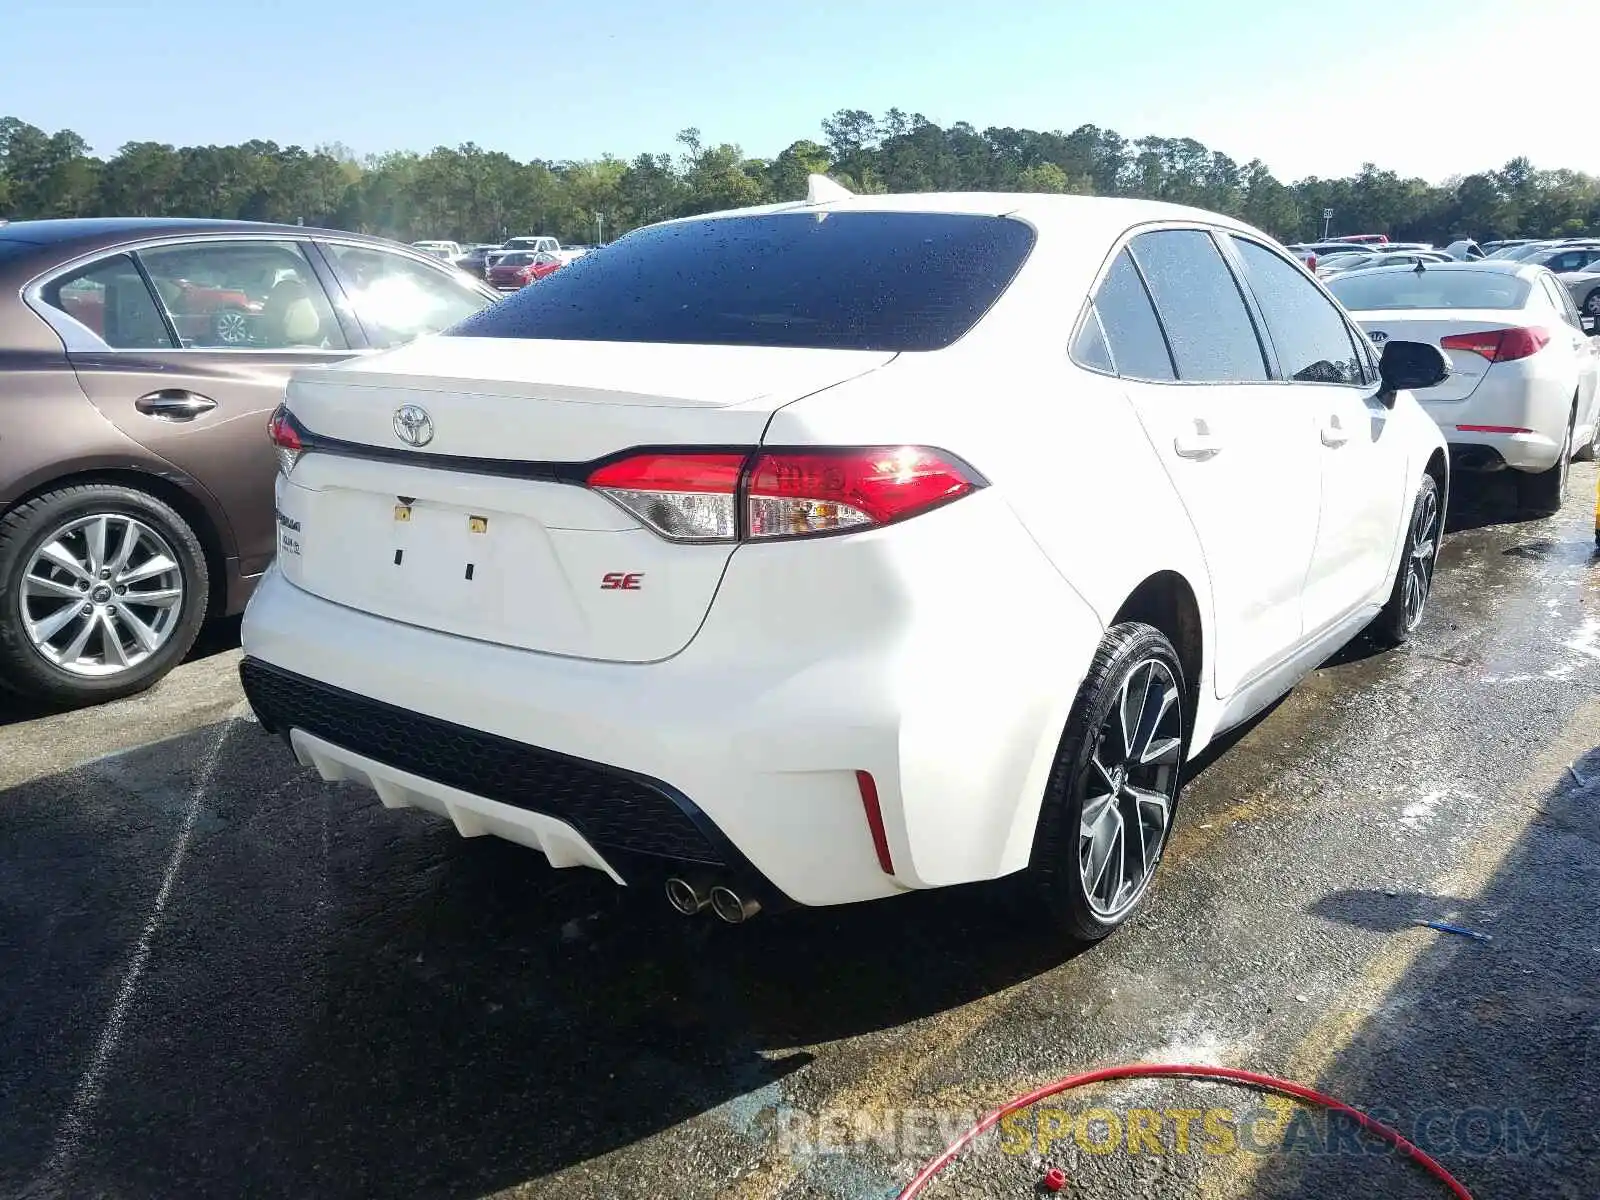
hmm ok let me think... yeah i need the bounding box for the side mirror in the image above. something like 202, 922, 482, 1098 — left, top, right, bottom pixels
1378, 340, 1451, 405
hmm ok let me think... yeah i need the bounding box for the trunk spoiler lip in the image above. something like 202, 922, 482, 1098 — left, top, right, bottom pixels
274, 407, 991, 491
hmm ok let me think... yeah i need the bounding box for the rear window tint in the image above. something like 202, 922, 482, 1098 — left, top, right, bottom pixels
447, 212, 1037, 351
1326, 270, 1531, 311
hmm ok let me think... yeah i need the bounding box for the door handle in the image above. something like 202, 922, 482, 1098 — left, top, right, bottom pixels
135, 390, 217, 421
1173, 420, 1222, 461
1321, 415, 1351, 447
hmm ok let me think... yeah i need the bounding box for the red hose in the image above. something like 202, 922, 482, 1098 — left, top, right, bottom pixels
894, 1062, 1474, 1199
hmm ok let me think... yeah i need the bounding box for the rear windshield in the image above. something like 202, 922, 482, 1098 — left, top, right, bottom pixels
447, 211, 1037, 351
1326, 269, 1531, 311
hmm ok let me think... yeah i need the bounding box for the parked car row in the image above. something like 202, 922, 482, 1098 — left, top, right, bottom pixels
413, 235, 594, 285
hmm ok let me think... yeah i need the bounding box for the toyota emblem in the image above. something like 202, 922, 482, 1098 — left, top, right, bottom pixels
393, 405, 434, 447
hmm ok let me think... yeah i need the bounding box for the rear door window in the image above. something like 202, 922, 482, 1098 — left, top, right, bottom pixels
39, 254, 175, 349
1128, 229, 1268, 382
448, 212, 1037, 351
1090, 250, 1175, 381
137, 240, 347, 350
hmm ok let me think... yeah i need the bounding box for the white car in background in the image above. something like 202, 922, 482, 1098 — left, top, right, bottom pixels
411, 240, 462, 261
1328, 260, 1600, 514
1559, 261, 1600, 321
241, 188, 1450, 944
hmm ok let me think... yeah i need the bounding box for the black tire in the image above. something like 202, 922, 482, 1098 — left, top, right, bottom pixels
1516, 414, 1572, 517
0, 484, 209, 706
1372, 472, 1441, 647
1030, 622, 1187, 946
1583, 288, 1600, 320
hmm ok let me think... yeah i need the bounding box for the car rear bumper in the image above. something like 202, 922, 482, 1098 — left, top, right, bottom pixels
239, 491, 1104, 907
1422, 366, 1574, 473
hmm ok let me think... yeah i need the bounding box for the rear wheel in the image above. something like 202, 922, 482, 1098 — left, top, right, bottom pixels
1583, 288, 1600, 319
1372, 473, 1440, 646
0, 485, 209, 705
1517, 414, 1572, 517
211, 307, 251, 346
1030, 622, 1186, 946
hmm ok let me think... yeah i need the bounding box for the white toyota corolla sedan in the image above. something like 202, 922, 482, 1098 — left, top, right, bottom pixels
1326, 260, 1600, 515
241, 185, 1450, 944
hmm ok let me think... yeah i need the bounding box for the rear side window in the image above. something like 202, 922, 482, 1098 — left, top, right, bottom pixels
1071, 305, 1115, 373
1229, 237, 1366, 385
1128, 229, 1268, 382
447, 212, 1037, 352
1091, 250, 1175, 381
40, 253, 176, 350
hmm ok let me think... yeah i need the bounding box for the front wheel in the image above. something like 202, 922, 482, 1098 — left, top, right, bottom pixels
1372, 472, 1440, 646
1583, 288, 1600, 319
0, 484, 209, 706
1030, 622, 1187, 946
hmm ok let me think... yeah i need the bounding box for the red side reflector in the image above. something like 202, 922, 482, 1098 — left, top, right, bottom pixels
1455, 424, 1533, 434
856, 770, 894, 875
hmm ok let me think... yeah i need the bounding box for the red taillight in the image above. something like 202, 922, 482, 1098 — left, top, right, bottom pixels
584, 447, 980, 543
1439, 326, 1550, 363
1307, 254, 1317, 271
587, 453, 745, 541
745, 447, 976, 539
267, 405, 303, 476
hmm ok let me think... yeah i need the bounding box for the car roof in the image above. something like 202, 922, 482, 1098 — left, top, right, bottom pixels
671, 191, 1266, 243
0, 216, 393, 257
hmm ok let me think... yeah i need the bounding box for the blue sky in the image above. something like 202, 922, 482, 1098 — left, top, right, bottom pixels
3, 0, 1593, 183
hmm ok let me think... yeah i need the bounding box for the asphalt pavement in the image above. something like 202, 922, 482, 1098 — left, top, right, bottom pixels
2, 466, 1597, 1200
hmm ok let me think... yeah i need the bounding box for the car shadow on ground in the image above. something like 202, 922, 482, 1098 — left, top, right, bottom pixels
0, 617, 242, 728
1259, 748, 1600, 1198
1445, 470, 1553, 535
0, 715, 1080, 1200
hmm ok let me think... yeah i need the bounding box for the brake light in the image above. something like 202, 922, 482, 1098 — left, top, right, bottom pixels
587, 453, 744, 541
745, 447, 976, 539
267, 405, 303, 476
585, 447, 981, 543
1439, 326, 1550, 363
1307, 254, 1317, 272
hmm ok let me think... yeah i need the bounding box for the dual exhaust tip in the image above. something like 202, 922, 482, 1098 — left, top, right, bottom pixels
665, 876, 761, 924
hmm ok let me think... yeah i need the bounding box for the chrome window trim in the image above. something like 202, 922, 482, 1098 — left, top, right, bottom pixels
21, 230, 495, 354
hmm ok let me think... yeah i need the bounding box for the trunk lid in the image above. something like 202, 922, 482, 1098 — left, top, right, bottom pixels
274, 337, 893, 661
1350, 309, 1526, 402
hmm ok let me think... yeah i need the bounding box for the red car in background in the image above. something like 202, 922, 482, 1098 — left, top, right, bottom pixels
55, 274, 262, 346
486, 250, 562, 290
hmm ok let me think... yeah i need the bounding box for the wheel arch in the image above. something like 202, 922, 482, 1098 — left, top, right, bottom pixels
2, 467, 231, 621
1109, 570, 1205, 732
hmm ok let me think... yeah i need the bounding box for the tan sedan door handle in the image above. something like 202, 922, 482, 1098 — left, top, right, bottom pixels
135, 390, 217, 421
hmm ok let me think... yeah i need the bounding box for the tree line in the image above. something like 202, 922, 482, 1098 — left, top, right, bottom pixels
3, 110, 1597, 248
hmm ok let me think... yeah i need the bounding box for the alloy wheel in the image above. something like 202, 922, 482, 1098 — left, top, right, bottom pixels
18, 514, 185, 677
1403, 484, 1439, 631
212, 309, 250, 345
1079, 659, 1183, 920
1585, 290, 1600, 318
